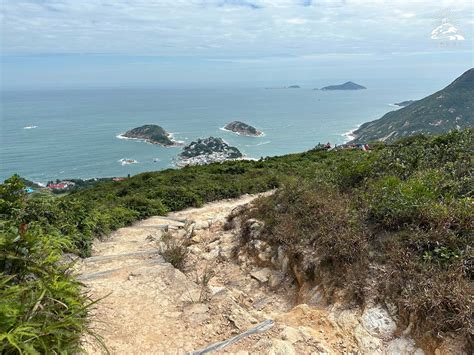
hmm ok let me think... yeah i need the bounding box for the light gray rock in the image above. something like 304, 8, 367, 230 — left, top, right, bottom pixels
194, 220, 210, 230
354, 323, 384, 354
229, 204, 248, 219
228, 306, 257, 330
250, 268, 273, 283
268, 271, 285, 288
202, 247, 220, 261
386, 337, 424, 355
269, 339, 296, 355
361, 305, 397, 339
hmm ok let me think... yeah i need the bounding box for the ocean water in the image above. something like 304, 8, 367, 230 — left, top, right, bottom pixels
1, 86, 432, 183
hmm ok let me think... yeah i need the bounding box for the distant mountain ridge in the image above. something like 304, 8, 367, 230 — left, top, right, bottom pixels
351, 68, 474, 143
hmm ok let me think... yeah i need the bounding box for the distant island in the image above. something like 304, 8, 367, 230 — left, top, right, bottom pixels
223, 121, 264, 137
320, 81, 366, 91
351, 68, 474, 143
394, 100, 417, 107
178, 137, 243, 166
120, 124, 179, 146
264, 85, 300, 89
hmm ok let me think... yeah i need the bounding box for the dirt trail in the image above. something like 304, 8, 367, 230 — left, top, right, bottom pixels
78, 194, 422, 354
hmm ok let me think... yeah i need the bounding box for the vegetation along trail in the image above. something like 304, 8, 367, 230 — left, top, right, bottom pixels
79, 193, 432, 354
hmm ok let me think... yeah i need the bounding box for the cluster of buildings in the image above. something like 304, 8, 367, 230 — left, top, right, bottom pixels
46, 180, 76, 191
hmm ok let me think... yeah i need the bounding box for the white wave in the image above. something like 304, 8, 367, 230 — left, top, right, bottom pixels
117, 132, 183, 146
245, 141, 271, 147
341, 124, 362, 143
116, 133, 134, 140
23, 125, 38, 129
119, 158, 138, 166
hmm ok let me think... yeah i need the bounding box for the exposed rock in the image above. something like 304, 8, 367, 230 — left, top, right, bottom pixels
194, 220, 210, 230
250, 268, 273, 283
209, 286, 226, 296
386, 337, 424, 355
228, 306, 258, 330
268, 271, 285, 288
280, 326, 303, 344
361, 305, 397, 339
269, 339, 296, 355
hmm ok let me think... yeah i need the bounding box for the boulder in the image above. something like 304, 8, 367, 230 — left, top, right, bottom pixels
361, 305, 397, 339
268, 271, 285, 288
228, 306, 257, 330
250, 268, 273, 283
386, 337, 424, 355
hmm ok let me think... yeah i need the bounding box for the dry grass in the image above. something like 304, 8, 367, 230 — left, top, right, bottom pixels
241, 180, 473, 348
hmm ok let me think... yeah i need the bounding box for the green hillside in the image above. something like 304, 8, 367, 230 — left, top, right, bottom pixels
352, 68, 474, 143
1, 129, 472, 353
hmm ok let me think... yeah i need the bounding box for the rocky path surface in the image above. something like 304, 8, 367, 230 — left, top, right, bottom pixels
78, 194, 425, 354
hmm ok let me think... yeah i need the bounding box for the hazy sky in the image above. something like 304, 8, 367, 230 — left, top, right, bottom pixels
1, 0, 473, 88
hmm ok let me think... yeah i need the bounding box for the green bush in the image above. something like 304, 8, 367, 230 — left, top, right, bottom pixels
0, 177, 90, 353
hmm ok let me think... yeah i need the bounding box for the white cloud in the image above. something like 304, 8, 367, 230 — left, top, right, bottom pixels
0, 0, 472, 57
285, 17, 308, 25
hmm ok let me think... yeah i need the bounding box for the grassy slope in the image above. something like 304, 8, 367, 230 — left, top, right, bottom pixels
352, 68, 474, 143
1, 129, 472, 352
243, 129, 473, 347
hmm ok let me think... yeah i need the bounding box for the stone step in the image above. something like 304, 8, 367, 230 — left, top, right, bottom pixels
84, 250, 161, 263
78, 258, 166, 281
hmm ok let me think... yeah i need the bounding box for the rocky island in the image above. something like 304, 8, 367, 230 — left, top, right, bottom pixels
223, 121, 263, 137
320, 81, 366, 91
177, 137, 243, 166
121, 124, 178, 146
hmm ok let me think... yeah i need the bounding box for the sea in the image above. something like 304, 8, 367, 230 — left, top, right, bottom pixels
0, 84, 437, 184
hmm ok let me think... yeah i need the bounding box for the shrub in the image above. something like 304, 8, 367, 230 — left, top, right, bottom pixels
247, 180, 370, 280
1, 213, 89, 353
159, 232, 188, 271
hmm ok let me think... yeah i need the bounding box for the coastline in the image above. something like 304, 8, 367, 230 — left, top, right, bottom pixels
341, 124, 361, 143
116, 132, 183, 147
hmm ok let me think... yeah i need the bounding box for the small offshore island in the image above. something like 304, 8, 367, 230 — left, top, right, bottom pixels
223, 121, 264, 137
177, 137, 243, 166
320, 81, 366, 91
121, 124, 179, 146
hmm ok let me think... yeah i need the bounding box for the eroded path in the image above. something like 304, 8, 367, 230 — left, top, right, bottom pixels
78, 194, 423, 354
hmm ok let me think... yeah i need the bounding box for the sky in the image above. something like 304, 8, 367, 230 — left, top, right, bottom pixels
1, 0, 473, 89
